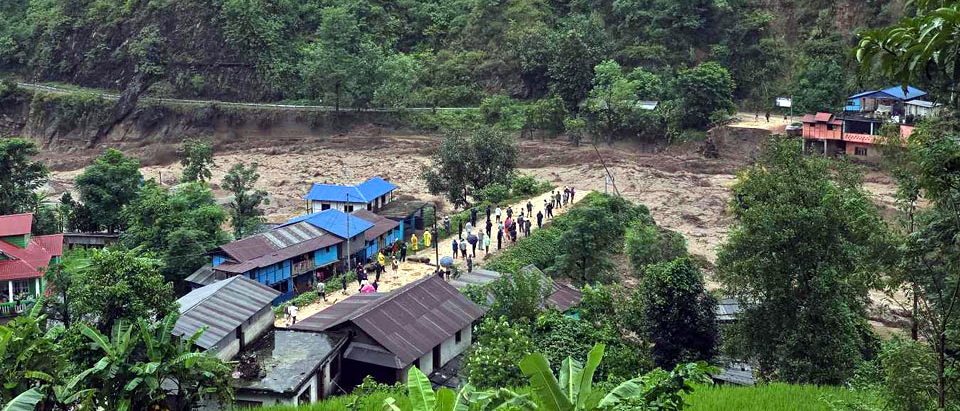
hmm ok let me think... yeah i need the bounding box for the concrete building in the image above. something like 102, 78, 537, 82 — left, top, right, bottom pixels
173, 276, 280, 360
291, 275, 485, 387
305, 176, 397, 213
801, 112, 916, 161
232, 330, 347, 407
0, 213, 62, 317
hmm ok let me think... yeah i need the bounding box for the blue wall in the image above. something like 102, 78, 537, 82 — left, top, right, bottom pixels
366, 240, 378, 257
314, 245, 338, 267
247, 260, 293, 304
212, 256, 227, 267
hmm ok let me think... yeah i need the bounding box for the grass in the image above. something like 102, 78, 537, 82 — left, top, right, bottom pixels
686, 383, 877, 411
252, 383, 873, 411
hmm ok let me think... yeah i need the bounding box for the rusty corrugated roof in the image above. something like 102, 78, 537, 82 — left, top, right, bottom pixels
293, 275, 485, 367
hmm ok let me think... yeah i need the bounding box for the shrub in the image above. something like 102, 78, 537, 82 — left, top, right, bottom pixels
624, 222, 688, 272
477, 183, 510, 204
510, 174, 541, 197
464, 316, 533, 389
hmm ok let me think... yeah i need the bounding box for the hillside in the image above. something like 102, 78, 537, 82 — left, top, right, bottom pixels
0, 0, 905, 108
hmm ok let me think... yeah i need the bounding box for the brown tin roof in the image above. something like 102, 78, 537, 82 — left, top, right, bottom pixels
292, 275, 485, 367
352, 209, 401, 241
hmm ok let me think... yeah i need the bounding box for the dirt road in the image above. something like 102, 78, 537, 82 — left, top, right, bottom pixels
278, 189, 588, 327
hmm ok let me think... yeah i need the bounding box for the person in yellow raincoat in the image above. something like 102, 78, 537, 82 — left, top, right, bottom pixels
377, 251, 386, 267
411, 234, 419, 252
423, 229, 432, 248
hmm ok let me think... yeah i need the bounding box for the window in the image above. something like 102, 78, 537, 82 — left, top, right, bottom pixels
455, 330, 462, 344
826, 124, 834, 130
367, 203, 372, 210
12, 280, 30, 297
854, 147, 868, 156
344, 205, 354, 212
321, 203, 331, 210
413, 359, 420, 370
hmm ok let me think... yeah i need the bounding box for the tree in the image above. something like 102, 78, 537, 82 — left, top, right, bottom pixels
876, 117, 960, 408
465, 316, 534, 389
668, 61, 736, 131
422, 127, 517, 207
68, 248, 175, 333
487, 268, 552, 323
793, 60, 845, 114
78, 314, 233, 410
28, 193, 60, 235
584, 60, 662, 143
640, 258, 718, 369
42, 249, 91, 330
554, 207, 620, 285
716, 136, 886, 384
223, 162, 269, 238
0, 300, 63, 407
0, 138, 48, 215
75, 149, 142, 233
624, 221, 687, 272
177, 138, 214, 183
857, 0, 960, 109
374, 52, 421, 108
122, 180, 230, 292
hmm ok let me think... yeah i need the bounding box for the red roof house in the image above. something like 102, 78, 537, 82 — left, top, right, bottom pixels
0, 213, 63, 303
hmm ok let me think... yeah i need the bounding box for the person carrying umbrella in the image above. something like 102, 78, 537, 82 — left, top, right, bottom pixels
467, 232, 478, 258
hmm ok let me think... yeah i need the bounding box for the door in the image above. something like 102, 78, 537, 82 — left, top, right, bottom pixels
432, 344, 442, 372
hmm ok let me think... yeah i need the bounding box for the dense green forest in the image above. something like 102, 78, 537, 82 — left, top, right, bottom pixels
0, 0, 903, 115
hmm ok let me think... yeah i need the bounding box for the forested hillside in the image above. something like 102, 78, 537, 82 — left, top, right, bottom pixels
0, 0, 904, 110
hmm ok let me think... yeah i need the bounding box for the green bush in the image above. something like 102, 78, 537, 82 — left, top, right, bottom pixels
477, 183, 510, 204
464, 316, 534, 389
510, 174, 541, 197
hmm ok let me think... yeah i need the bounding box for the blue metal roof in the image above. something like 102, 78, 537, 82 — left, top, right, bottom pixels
304, 177, 397, 203
283, 209, 374, 239
849, 85, 926, 101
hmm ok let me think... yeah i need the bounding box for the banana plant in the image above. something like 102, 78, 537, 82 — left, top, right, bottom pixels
2, 388, 42, 411
382, 367, 532, 411
518, 343, 605, 411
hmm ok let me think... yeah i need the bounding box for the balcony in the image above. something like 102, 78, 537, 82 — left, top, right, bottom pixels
292, 260, 315, 276
0, 299, 36, 318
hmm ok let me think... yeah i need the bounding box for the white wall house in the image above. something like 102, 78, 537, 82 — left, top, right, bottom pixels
305, 176, 397, 213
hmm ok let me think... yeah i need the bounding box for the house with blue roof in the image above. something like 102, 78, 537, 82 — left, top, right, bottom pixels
302, 177, 429, 246
207, 209, 375, 304
305, 177, 397, 214
843, 85, 927, 115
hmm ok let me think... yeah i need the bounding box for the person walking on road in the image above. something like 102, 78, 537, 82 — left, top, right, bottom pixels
392, 256, 399, 274
486, 204, 491, 222
341, 274, 347, 292
477, 231, 486, 255
466, 255, 473, 273
525, 219, 532, 237
497, 227, 503, 250
495, 206, 502, 223
537, 210, 543, 229
459, 238, 468, 259
485, 218, 492, 236
526, 200, 533, 215
410, 234, 419, 252
506, 206, 513, 219
458, 219, 463, 239
443, 216, 451, 236
470, 208, 478, 226
452, 239, 459, 258
546, 201, 554, 218
483, 230, 491, 253
424, 229, 432, 248
400, 241, 408, 262
570, 187, 575, 202
317, 281, 326, 301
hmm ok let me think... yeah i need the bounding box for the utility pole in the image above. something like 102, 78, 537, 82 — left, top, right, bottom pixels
345, 193, 351, 274
434, 206, 439, 269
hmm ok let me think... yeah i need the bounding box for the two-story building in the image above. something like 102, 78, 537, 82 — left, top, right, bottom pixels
801, 112, 916, 161
305, 177, 397, 213
208, 209, 373, 304
351, 210, 401, 258
0, 213, 63, 317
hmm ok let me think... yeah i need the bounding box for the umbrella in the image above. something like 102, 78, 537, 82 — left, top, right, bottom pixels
440, 256, 454, 267
467, 233, 478, 245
